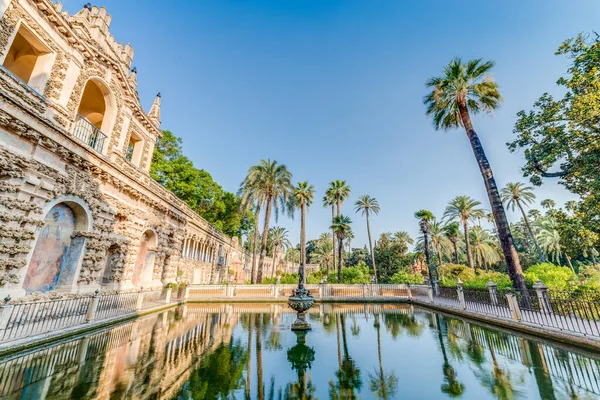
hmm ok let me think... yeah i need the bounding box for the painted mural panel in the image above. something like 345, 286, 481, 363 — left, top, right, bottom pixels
23, 203, 76, 292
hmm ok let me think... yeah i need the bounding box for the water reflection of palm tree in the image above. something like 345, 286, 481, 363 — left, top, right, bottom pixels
435, 315, 465, 397
256, 314, 264, 400
351, 314, 360, 337
329, 314, 362, 399
368, 314, 398, 399
528, 342, 556, 400
473, 331, 517, 400
383, 312, 424, 339
246, 314, 253, 400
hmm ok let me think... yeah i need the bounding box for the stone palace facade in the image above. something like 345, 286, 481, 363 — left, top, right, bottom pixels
0, 1, 295, 299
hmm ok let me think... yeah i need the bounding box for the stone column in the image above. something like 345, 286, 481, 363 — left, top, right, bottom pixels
86, 291, 100, 322
456, 279, 466, 310
406, 284, 412, 300
165, 287, 172, 304
506, 293, 522, 321
533, 280, 551, 314
487, 280, 498, 306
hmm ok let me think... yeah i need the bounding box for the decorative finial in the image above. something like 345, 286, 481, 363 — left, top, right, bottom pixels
3, 295, 10, 304
84, 3, 92, 11
131, 67, 137, 74
156, 92, 161, 98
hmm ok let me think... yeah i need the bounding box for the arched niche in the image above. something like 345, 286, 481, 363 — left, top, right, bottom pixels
132, 229, 157, 287
102, 244, 121, 284
74, 78, 116, 153
22, 197, 92, 293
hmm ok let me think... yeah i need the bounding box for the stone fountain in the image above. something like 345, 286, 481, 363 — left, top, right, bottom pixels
288, 263, 314, 330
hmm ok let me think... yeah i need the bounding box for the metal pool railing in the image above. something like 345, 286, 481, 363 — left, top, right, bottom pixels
0, 288, 178, 345
420, 281, 600, 338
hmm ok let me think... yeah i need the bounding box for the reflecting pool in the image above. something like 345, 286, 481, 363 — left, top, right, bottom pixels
1, 303, 599, 399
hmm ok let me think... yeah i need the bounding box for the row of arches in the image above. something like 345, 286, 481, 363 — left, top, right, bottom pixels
181, 238, 231, 266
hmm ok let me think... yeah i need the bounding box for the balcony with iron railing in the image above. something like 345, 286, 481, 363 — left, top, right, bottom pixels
72, 114, 107, 154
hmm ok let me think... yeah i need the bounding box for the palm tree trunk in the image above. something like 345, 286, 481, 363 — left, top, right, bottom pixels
337, 235, 343, 283
424, 233, 433, 283
299, 203, 307, 286
366, 210, 378, 284
463, 221, 474, 269
565, 254, 575, 273
437, 247, 443, 267
271, 245, 278, 279
517, 201, 546, 262
458, 104, 526, 291
332, 204, 336, 276
257, 196, 273, 283
251, 206, 261, 284
336, 315, 342, 368
452, 240, 459, 264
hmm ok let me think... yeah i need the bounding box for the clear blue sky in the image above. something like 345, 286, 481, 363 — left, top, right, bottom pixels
63, 1, 598, 248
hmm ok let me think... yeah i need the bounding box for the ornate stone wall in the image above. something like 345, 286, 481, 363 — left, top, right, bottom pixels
0, 1, 249, 299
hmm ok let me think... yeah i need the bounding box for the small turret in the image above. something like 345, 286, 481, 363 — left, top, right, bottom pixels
148, 93, 161, 127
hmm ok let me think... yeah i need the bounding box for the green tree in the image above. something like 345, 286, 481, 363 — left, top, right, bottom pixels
469, 226, 501, 272
311, 234, 334, 272
239, 160, 293, 283
355, 195, 381, 283
443, 222, 461, 264
443, 196, 485, 269
269, 227, 292, 278
151, 130, 248, 237
392, 231, 414, 250
425, 58, 526, 291
508, 34, 600, 236
415, 209, 434, 282
501, 182, 545, 262
331, 215, 353, 283
292, 181, 315, 285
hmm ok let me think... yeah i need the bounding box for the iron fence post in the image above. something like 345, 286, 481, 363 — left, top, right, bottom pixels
86, 290, 100, 323
457, 279, 466, 310
487, 280, 498, 306
533, 280, 550, 314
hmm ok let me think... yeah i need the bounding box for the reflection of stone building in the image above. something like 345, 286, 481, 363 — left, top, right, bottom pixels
0, 1, 288, 298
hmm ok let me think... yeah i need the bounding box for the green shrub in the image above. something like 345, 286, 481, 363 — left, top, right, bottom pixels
463, 271, 512, 290
307, 270, 324, 284
524, 263, 577, 291
437, 264, 475, 287
389, 271, 424, 285
340, 264, 370, 284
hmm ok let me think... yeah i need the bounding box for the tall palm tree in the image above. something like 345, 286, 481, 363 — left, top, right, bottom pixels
426, 220, 453, 266
311, 238, 334, 272
355, 195, 380, 283
415, 209, 434, 283
323, 189, 337, 278
329, 180, 351, 216
443, 222, 461, 264
443, 196, 485, 269
501, 182, 545, 262
528, 209, 542, 220
292, 181, 315, 285
540, 199, 556, 210
392, 231, 414, 249
346, 230, 355, 252
424, 58, 526, 291
240, 160, 293, 283
331, 215, 352, 283
469, 226, 501, 272
238, 183, 266, 284
269, 227, 292, 278
536, 218, 575, 272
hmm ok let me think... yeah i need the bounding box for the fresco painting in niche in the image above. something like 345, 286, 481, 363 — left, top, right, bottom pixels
24, 203, 76, 292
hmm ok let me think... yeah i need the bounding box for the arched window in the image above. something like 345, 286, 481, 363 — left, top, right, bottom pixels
72, 79, 115, 154
23, 201, 90, 293
132, 230, 157, 287
2, 24, 52, 91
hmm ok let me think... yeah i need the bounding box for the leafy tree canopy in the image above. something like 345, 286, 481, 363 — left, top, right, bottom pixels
509, 33, 600, 234
150, 130, 252, 238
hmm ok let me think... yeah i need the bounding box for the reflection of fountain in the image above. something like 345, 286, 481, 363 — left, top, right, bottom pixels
288, 263, 314, 330
286, 330, 316, 397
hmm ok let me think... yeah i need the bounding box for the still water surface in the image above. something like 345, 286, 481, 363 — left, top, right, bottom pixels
0, 304, 599, 399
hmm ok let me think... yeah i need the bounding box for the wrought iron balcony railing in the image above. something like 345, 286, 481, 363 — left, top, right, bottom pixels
72, 114, 107, 154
